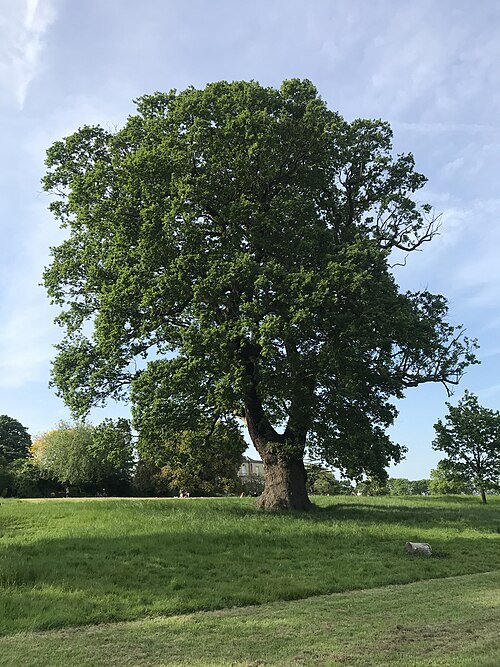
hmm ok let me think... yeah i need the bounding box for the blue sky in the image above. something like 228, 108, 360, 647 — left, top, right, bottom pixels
1, 0, 500, 478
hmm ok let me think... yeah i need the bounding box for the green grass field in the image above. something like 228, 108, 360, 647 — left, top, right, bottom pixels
0, 495, 499, 666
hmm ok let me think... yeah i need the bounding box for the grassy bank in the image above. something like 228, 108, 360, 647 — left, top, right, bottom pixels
1, 495, 499, 636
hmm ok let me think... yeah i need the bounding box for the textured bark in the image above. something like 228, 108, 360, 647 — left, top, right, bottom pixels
481, 488, 487, 504
256, 454, 313, 510
241, 342, 313, 510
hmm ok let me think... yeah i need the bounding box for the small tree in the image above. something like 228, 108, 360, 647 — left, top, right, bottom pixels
132, 460, 164, 496
7, 459, 56, 498
0, 455, 12, 497
0, 415, 31, 463
90, 418, 134, 492
240, 473, 265, 497
433, 392, 500, 503
387, 477, 429, 496
367, 476, 389, 496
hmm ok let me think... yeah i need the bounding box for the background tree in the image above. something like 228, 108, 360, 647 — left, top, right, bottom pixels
137, 421, 245, 496
240, 472, 266, 497
433, 392, 500, 503
132, 460, 165, 496
386, 478, 429, 496
428, 460, 473, 496
33, 420, 133, 494
43, 79, 477, 510
0, 455, 12, 497
0, 416, 33, 496
90, 418, 135, 492
410, 479, 430, 496
0, 415, 31, 463
354, 476, 387, 496
387, 478, 413, 496
6, 459, 56, 498
305, 463, 341, 495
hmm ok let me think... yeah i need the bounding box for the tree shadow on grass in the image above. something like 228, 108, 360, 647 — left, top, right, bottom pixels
122, 494, 500, 537
286, 496, 500, 532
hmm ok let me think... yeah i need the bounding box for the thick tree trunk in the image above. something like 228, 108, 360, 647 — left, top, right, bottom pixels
256, 454, 313, 511
240, 341, 313, 510
480, 488, 487, 504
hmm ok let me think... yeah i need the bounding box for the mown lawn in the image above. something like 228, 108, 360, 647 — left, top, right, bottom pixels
0, 495, 499, 665
1, 570, 498, 666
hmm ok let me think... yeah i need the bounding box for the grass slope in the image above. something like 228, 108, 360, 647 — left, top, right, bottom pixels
0, 571, 499, 666
0, 495, 499, 637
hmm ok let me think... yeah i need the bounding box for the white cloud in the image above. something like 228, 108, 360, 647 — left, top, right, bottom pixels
443, 157, 465, 173
0, 0, 57, 108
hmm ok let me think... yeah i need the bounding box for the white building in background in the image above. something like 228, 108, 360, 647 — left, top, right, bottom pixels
238, 456, 264, 478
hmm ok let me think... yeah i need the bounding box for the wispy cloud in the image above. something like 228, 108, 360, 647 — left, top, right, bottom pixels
0, 0, 57, 108
392, 195, 500, 322
394, 121, 500, 134
476, 383, 500, 402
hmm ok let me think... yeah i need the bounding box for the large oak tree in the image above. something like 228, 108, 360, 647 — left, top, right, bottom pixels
43, 79, 476, 509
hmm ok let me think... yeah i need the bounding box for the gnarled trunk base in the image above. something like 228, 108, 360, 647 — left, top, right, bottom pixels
257, 456, 312, 510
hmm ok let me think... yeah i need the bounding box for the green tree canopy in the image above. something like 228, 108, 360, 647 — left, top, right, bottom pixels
433, 392, 500, 503
386, 477, 429, 496
137, 420, 246, 496
43, 79, 477, 509
428, 459, 473, 496
0, 415, 31, 464
411, 479, 430, 496
305, 464, 346, 496
386, 477, 413, 496
33, 419, 133, 493
6, 459, 53, 498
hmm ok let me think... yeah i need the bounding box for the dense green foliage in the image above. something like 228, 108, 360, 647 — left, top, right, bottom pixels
429, 459, 474, 496
135, 422, 246, 496
33, 420, 133, 494
0, 495, 498, 636
239, 471, 265, 496
43, 79, 477, 508
386, 477, 429, 496
305, 463, 352, 495
433, 391, 500, 503
0, 414, 31, 464
0, 415, 35, 497
4, 458, 56, 498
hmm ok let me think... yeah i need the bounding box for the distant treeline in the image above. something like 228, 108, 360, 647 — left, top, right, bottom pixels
2, 414, 497, 500
0, 416, 245, 499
